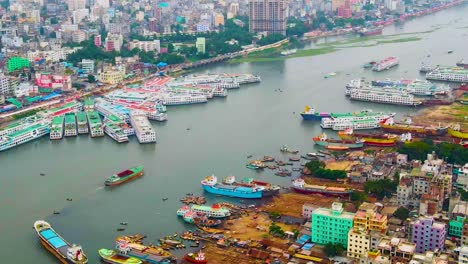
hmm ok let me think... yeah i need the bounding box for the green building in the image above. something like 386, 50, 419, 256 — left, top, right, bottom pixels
311, 202, 355, 248
7, 57, 30, 73
448, 216, 466, 238
196, 37, 206, 54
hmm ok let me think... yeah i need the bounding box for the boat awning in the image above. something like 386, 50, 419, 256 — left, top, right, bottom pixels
40, 229, 67, 248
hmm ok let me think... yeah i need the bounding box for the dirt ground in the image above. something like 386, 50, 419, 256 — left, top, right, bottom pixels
325, 160, 360, 171
262, 192, 351, 218
412, 101, 468, 130
199, 243, 264, 264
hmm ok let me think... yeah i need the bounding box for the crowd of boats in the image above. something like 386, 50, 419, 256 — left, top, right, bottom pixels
0, 73, 261, 152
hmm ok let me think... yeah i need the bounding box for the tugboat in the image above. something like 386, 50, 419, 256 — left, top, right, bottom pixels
34, 220, 88, 264
105, 165, 144, 186
184, 251, 208, 264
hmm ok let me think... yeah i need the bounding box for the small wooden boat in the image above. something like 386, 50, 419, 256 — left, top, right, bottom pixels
262, 156, 275, 162
289, 156, 300, 162
117, 228, 126, 231
183, 251, 208, 264
98, 248, 142, 264
326, 145, 349, 151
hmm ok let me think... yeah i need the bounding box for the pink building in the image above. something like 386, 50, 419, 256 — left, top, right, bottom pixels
337, 0, 352, 18
94, 35, 101, 47
35, 73, 72, 91
410, 217, 446, 253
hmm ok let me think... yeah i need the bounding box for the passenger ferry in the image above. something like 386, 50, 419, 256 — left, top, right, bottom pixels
103, 121, 129, 143
64, 113, 77, 137
160, 94, 208, 105
346, 79, 362, 89
420, 63, 434, 73
331, 118, 381, 131
190, 204, 231, 218
426, 66, 468, 82
213, 87, 228, 97
106, 115, 134, 136
320, 111, 394, 128
349, 89, 422, 106
372, 57, 399, 72
0, 123, 50, 152
370, 79, 450, 96
86, 111, 104, 137
76, 112, 89, 134
0, 115, 44, 137
95, 99, 130, 123
105, 90, 149, 104
50, 115, 64, 140
39, 101, 82, 118
130, 112, 156, 144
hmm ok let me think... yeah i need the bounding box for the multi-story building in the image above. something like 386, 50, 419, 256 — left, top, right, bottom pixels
14, 82, 33, 97
196, 38, 206, 54
7, 57, 30, 73
377, 237, 416, 263
354, 210, 388, 233
249, 0, 287, 35
302, 204, 317, 218
0, 75, 11, 95
449, 216, 466, 238
409, 217, 446, 253
311, 202, 355, 248
72, 30, 86, 43
35, 73, 72, 91
94, 35, 102, 47
81, 59, 95, 74
462, 223, 468, 246
128, 40, 161, 53
105, 33, 123, 52
348, 228, 371, 259
213, 13, 225, 27
460, 246, 468, 264
457, 164, 468, 189
99, 67, 125, 84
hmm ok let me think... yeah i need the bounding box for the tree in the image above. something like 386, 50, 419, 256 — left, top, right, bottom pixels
87, 74, 96, 83
168, 43, 175, 53
324, 243, 344, 257
394, 207, 410, 221
364, 179, 397, 199
305, 160, 347, 180
350, 191, 367, 205
257, 34, 286, 46
269, 223, 285, 237
50, 17, 58, 24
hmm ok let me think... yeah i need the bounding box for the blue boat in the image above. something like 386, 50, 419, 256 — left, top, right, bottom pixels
300, 106, 330, 121
201, 175, 280, 199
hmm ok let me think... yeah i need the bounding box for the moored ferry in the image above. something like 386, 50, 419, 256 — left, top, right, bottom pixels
160, 94, 208, 105
349, 89, 422, 106
130, 112, 156, 144
312, 133, 364, 149
0, 123, 50, 152
0, 115, 44, 137
184, 204, 231, 218
201, 175, 278, 199
380, 118, 448, 136
426, 66, 468, 82
320, 111, 393, 129
50, 115, 65, 140
34, 220, 88, 264
104, 121, 129, 143
448, 124, 468, 139
64, 113, 77, 137
105, 165, 144, 186
372, 57, 399, 72
76, 112, 89, 134
331, 118, 381, 131
86, 111, 104, 137
291, 179, 352, 197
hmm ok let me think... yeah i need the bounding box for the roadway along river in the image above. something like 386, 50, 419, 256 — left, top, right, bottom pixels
1, 5, 468, 263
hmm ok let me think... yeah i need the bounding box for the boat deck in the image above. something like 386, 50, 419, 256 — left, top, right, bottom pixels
40, 229, 69, 256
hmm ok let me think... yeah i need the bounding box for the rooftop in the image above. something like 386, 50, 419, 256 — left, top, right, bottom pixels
64, 113, 76, 123
52, 116, 64, 126
8, 123, 46, 138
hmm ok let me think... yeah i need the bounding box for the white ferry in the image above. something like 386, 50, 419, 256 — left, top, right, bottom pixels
331, 119, 381, 131
50, 115, 64, 140
190, 204, 231, 218
95, 99, 130, 123
86, 111, 104, 137
130, 112, 156, 144
426, 66, 468, 82
372, 57, 399, 72
213, 87, 228, 97
38, 101, 82, 118
166, 85, 215, 99
0, 115, 44, 137
419, 63, 434, 73
320, 112, 394, 129
103, 121, 128, 143
160, 94, 208, 106
346, 79, 362, 89
183, 74, 220, 84
211, 82, 239, 89
76, 112, 89, 134
105, 90, 149, 104
64, 113, 77, 137
0, 123, 50, 152
349, 89, 421, 106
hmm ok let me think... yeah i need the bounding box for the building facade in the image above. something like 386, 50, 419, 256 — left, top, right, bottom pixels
0, 75, 11, 95
99, 67, 125, 84
81, 59, 95, 74
196, 38, 206, 54
249, 0, 287, 35
460, 246, 468, 264
128, 40, 161, 53
311, 202, 354, 248
410, 217, 446, 253
354, 210, 388, 233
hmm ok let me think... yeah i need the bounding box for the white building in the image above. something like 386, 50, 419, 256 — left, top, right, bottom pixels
457, 164, 468, 190
348, 228, 371, 259
67, 0, 86, 11
460, 246, 468, 264
72, 30, 86, 43
72, 9, 89, 24
61, 24, 79, 32
81, 59, 95, 74
128, 40, 161, 53
14, 82, 33, 97
95, 0, 110, 8
0, 75, 10, 95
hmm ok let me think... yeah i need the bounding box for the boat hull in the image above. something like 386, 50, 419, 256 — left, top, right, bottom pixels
301, 113, 327, 120
38, 237, 74, 264
381, 124, 447, 136
448, 128, 468, 139
183, 256, 207, 264
313, 139, 363, 149
291, 187, 351, 197
202, 184, 263, 199
362, 139, 396, 147
105, 167, 144, 186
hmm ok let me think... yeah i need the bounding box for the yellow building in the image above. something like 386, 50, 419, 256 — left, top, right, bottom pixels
214, 13, 225, 27
354, 209, 388, 233
348, 228, 370, 259
99, 67, 125, 84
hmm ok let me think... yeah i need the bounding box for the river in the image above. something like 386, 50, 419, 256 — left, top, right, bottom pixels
1, 5, 468, 263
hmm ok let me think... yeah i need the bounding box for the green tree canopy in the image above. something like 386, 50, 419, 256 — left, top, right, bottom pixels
364, 179, 397, 199
394, 207, 410, 220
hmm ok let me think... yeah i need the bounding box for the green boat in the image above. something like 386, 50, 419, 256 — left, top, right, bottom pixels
98, 248, 142, 264
105, 165, 144, 186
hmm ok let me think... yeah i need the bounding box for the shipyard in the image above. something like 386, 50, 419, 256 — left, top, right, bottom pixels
1, 0, 468, 264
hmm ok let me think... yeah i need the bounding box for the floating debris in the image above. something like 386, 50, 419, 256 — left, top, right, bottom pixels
117, 228, 126, 231
66, 198, 73, 201
40, 173, 46, 176
120, 222, 128, 226
180, 195, 206, 205
53, 210, 60, 215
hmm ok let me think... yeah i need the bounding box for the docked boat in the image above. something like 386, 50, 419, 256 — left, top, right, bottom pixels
50, 115, 64, 140
331, 118, 381, 130
359, 27, 383, 37
0, 122, 50, 152
349, 88, 422, 106
281, 49, 297, 56
300, 106, 331, 120
183, 251, 207, 264
33, 220, 88, 264
130, 112, 156, 144
76, 112, 89, 134
64, 113, 77, 136
456, 59, 468, 68
246, 160, 266, 169
312, 133, 364, 149
319, 110, 393, 129
338, 128, 398, 147
372, 57, 399, 72
105, 165, 144, 186
98, 248, 142, 264
426, 66, 468, 82
448, 124, 468, 139
115, 238, 174, 264
160, 94, 208, 106
291, 179, 352, 197
280, 145, 299, 153
380, 118, 448, 136
420, 63, 434, 73
201, 175, 279, 199
86, 111, 104, 137
178, 204, 230, 218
